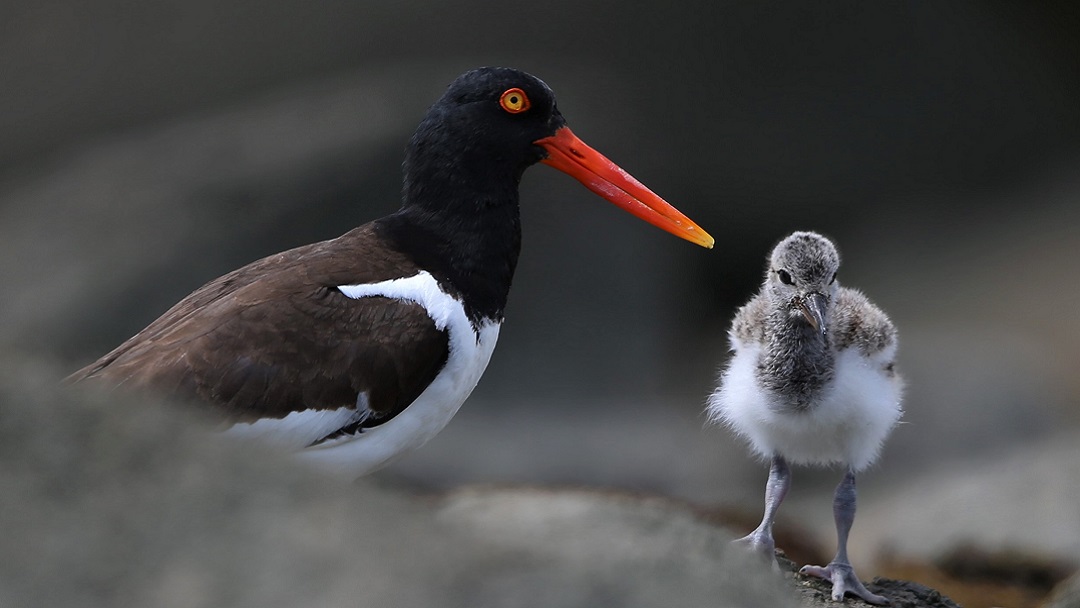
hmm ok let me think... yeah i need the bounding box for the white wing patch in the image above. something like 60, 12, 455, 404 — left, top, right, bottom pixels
337, 271, 458, 331
225, 405, 363, 450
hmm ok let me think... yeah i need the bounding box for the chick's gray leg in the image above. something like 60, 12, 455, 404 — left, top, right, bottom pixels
799, 469, 888, 605
734, 454, 789, 566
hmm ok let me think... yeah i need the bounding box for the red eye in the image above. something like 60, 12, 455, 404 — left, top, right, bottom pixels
499, 88, 530, 114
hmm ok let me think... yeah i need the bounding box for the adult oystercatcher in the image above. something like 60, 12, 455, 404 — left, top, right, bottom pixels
70, 67, 714, 477
706, 231, 902, 604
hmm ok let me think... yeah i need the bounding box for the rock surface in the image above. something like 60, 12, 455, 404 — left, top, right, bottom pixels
788, 556, 961, 608
3, 358, 799, 608
853, 432, 1080, 568
1045, 573, 1080, 608
0, 357, 971, 608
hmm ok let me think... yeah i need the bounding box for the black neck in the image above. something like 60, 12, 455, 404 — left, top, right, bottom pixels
376, 183, 522, 327
375, 102, 543, 326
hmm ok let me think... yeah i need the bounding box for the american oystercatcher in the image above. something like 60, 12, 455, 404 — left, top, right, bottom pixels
706, 231, 902, 604
70, 67, 714, 477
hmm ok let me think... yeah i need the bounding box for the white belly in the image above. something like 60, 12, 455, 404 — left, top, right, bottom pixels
299, 319, 500, 477
226, 271, 501, 478
707, 345, 902, 470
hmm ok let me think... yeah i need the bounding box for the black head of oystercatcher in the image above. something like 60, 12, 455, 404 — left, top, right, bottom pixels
69, 67, 714, 476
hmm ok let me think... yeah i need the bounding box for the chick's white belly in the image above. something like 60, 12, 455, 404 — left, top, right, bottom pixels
708, 345, 902, 470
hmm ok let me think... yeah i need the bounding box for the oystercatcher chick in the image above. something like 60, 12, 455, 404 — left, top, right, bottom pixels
70, 67, 714, 477
707, 231, 902, 604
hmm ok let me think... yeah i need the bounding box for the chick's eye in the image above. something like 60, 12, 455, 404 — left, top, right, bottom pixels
499, 88, 531, 114
777, 269, 794, 285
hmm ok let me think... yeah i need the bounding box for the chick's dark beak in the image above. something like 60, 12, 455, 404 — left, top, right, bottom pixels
797, 292, 830, 336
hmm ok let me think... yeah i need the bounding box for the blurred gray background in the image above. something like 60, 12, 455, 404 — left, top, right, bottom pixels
3, 0, 1079, 579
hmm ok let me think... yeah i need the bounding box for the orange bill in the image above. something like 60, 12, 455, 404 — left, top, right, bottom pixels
535, 126, 714, 249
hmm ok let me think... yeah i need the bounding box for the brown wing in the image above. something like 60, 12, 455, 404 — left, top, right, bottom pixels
69, 223, 450, 426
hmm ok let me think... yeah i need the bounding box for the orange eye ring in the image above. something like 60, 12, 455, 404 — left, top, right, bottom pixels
499, 88, 530, 114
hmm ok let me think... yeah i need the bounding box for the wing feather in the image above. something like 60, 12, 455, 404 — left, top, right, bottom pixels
70, 222, 452, 431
